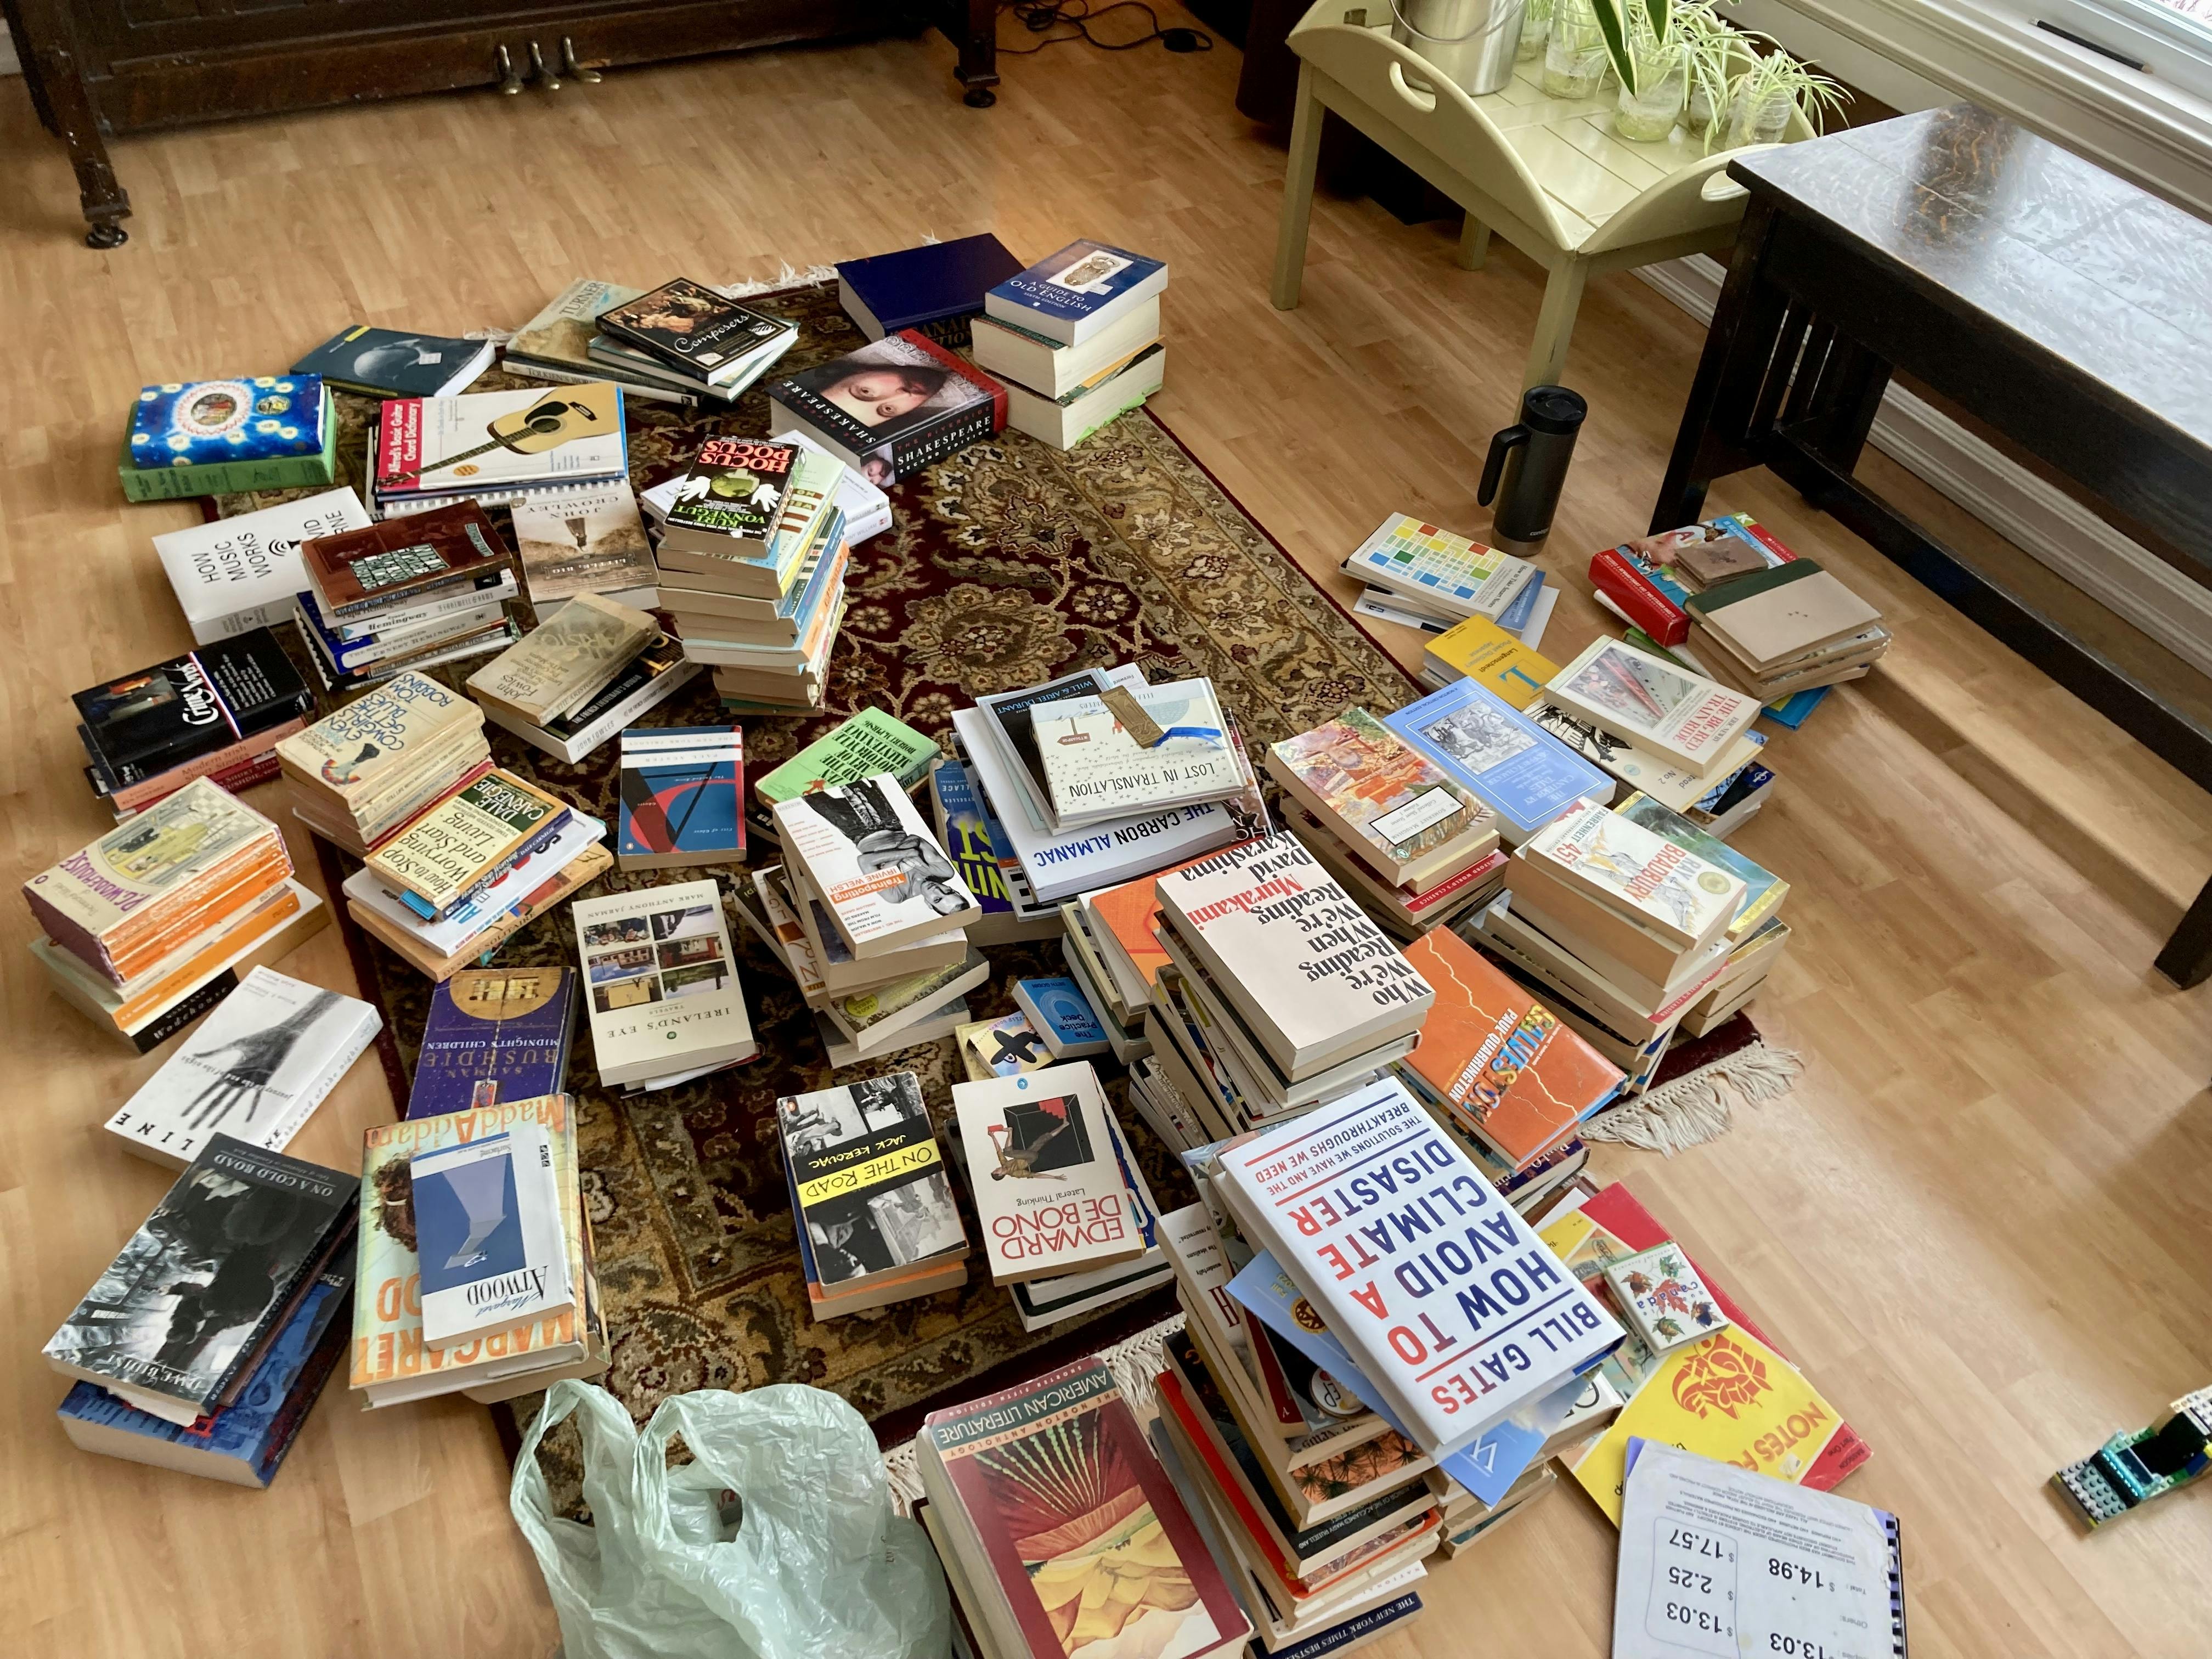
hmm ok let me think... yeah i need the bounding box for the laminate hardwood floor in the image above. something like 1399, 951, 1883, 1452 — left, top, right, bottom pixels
3, 19, 2208, 1659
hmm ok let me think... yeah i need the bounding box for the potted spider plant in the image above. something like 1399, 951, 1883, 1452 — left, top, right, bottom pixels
1518, 0, 1555, 61
1722, 46, 1849, 145
1542, 0, 1612, 98
1571, 0, 1709, 138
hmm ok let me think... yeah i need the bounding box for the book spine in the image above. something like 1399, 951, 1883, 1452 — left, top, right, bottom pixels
890, 403, 1001, 479
504, 356, 700, 406
1589, 549, 1688, 646
128, 970, 246, 1052
268, 1012, 381, 1148
120, 448, 337, 504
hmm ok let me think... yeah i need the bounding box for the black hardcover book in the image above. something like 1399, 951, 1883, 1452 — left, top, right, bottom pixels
595, 279, 792, 378
73, 627, 313, 784
42, 1135, 356, 1413
765, 331, 1006, 485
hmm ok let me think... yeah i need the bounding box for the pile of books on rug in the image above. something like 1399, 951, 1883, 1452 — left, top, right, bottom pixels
504, 278, 797, 408
466, 583, 693, 761
291, 500, 522, 692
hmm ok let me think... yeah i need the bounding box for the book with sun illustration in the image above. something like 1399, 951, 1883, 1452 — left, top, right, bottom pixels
951, 1064, 1145, 1284
917, 1355, 1250, 1659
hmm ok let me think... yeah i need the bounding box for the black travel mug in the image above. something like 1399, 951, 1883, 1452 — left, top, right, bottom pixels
1477, 385, 1587, 544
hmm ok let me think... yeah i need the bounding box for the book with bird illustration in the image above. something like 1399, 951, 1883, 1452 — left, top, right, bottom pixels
952, 1063, 1146, 1285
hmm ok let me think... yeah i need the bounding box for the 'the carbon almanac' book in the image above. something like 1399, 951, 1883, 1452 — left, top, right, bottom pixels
952, 1063, 1145, 1285
405, 967, 577, 1119
917, 1355, 1249, 1659
767, 330, 1006, 486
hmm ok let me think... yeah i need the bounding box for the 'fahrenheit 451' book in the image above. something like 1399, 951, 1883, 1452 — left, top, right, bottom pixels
1212, 1076, 1622, 1460
952, 1063, 1144, 1285
1397, 927, 1621, 1170
916, 1355, 1250, 1659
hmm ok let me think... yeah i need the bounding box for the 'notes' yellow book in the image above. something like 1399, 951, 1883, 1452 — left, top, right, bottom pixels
1422, 614, 1559, 709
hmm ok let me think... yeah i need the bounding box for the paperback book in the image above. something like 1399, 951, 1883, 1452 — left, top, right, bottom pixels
1343, 514, 1537, 623
512, 483, 657, 610
1381, 679, 1611, 845
616, 726, 745, 871
374, 382, 627, 505
290, 325, 493, 398
301, 501, 514, 618
363, 769, 571, 921
594, 280, 793, 381
658, 436, 803, 555
776, 1071, 966, 1288
1012, 975, 1110, 1058
155, 487, 373, 644
1031, 678, 1243, 829
75, 627, 313, 792
571, 879, 756, 1087
983, 239, 1171, 346
774, 773, 980, 956
958, 1012, 1051, 1080
411, 1118, 573, 1348
404, 967, 577, 1119
767, 330, 1006, 484
951, 1063, 1144, 1284
1545, 637, 1759, 778
755, 707, 939, 806
465, 591, 657, 726
1265, 707, 1495, 887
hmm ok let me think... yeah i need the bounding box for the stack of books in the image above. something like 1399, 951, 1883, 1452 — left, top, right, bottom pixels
836, 232, 1024, 346
155, 486, 372, 645
119, 375, 337, 503
768, 328, 1006, 486
776, 1071, 968, 1319
74, 626, 314, 818
1679, 558, 1892, 700
969, 238, 1169, 449
26, 777, 326, 1051
487, 628, 697, 766
646, 436, 850, 714
511, 482, 659, 617
1141, 834, 1437, 1148
753, 708, 939, 836
1264, 707, 1507, 939
592, 279, 798, 402
924, 747, 1064, 946
950, 1060, 1172, 1328
48, 1136, 356, 1486
292, 501, 521, 692
353, 1093, 609, 1406
371, 381, 629, 518
403, 966, 578, 1119
642, 427, 893, 545
572, 879, 758, 1092
1058, 876, 1164, 1066
465, 589, 665, 753
1341, 512, 1547, 641
916, 1356, 1252, 1659
1419, 610, 1558, 702
1536, 635, 1763, 799
507, 280, 728, 408
357, 767, 576, 926
276, 670, 493, 856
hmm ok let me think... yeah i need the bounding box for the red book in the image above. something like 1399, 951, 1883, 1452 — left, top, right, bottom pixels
1399, 926, 1623, 1169
1589, 546, 1689, 646
920, 1357, 1250, 1659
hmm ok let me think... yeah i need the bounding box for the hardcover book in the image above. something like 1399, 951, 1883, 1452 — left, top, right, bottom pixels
373, 382, 628, 503
43, 1135, 354, 1417
952, 1063, 1145, 1284
405, 967, 577, 1119
290, 325, 494, 398
155, 487, 373, 644
754, 707, 940, 806
74, 628, 314, 786
1032, 679, 1243, 829
774, 772, 980, 957
1343, 514, 1537, 623
918, 1356, 1249, 1659
766, 330, 1006, 484
128, 377, 326, 468
302, 500, 514, 617
571, 879, 756, 1087
836, 233, 1024, 343
983, 239, 1172, 346
595, 279, 793, 379
1214, 1077, 1622, 1458
1544, 637, 1759, 778
363, 769, 571, 920
617, 726, 744, 871
512, 483, 656, 608
1419, 612, 1559, 708
1638, 513, 1795, 590
1600, 1242, 1730, 1354
1380, 679, 1609, 846
105, 967, 381, 1166
1397, 927, 1621, 1169
1265, 708, 1494, 887
411, 1118, 573, 1348
776, 1071, 966, 1288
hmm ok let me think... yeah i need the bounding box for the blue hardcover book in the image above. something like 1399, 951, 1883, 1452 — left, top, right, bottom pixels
617, 725, 745, 870
1013, 976, 1109, 1058
55, 1269, 352, 1487
836, 234, 1024, 345
1384, 678, 1612, 844
129, 376, 328, 467
406, 967, 577, 1119
984, 240, 1170, 347
1757, 686, 1830, 727
290, 325, 492, 398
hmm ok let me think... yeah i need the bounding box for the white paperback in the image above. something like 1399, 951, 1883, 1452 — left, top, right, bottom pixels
1214, 1075, 1622, 1459
155, 487, 374, 645
952, 1063, 1146, 1285
1032, 678, 1244, 830
103, 967, 381, 1166
1544, 637, 1759, 778
772, 773, 980, 957
411, 1119, 573, 1350
571, 878, 757, 1087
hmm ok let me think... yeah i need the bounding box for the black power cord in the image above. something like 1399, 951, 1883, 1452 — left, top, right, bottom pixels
999, 0, 1213, 55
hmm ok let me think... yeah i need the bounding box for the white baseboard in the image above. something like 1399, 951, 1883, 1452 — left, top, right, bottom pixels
1635, 255, 2212, 681
1, 37, 17, 76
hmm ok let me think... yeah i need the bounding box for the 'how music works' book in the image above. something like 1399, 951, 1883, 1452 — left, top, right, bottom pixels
774, 772, 980, 958
1213, 1076, 1623, 1460
1544, 637, 1760, 779
373, 382, 628, 505
617, 726, 744, 872
918, 1355, 1250, 1659
572, 879, 755, 1088
952, 1063, 1146, 1284
405, 967, 577, 1120
768, 330, 1006, 486
1265, 708, 1496, 891
156, 487, 373, 645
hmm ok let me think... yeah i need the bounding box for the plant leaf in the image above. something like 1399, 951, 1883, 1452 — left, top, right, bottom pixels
1587, 0, 1640, 94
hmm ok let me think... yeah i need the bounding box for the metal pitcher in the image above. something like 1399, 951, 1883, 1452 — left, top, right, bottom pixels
1391, 0, 1526, 98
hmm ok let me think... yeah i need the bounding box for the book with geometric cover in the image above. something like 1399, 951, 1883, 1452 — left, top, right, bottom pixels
1264, 708, 1494, 887
405, 967, 577, 1120
1381, 678, 1611, 845
1544, 637, 1759, 778
616, 726, 745, 871
952, 1063, 1145, 1284
917, 1355, 1249, 1659
411, 1116, 573, 1349
776, 1071, 966, 1289
1342, 514, 1537, 623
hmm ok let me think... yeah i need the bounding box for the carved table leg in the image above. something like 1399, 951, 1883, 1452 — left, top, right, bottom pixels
15, 0, 132, 246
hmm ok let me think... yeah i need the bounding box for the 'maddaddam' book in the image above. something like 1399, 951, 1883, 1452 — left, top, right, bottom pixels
767, 329, 1007, 485
105, 966, 381, 1166
776, 1070, 967, 1290
405, 967, 577, 1120
156, 487, 373, 645
774, 773, 981, 958
44, 1135, 354, 1421
754, 707, 939, 807
952, 1062, 1145, 1285
617, 726, 745, 872
917, 1355, 1250, 1659
571, 878, 756, 1088
411, 1116, 573, 1349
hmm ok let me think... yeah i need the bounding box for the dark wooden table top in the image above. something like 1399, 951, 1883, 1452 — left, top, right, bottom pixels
1725, 105, 2212, 459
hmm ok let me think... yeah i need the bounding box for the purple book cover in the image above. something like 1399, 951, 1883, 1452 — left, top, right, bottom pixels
405, 967, 575, 1120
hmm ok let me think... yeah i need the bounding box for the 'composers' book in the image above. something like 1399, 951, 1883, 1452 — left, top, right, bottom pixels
411, 1118, 573, 1348
105, 967, 381, 1166
156, 487, 373, 644
918, 1356, 1249, 1659
1265, 708, 1495, 888
1214, 1077, 1622, 1458
571, 879, 756, 1087
617, 726, 745, 871
405, 967, 577, 1119
952, 1063, 1145, 1284
767, 330, 1006, 484
774, 773, 980, 957
776, 1071, 967, 1289
1545, 637, 1759, 778
595, 279, 793, 382
44, 1136, 354, 1418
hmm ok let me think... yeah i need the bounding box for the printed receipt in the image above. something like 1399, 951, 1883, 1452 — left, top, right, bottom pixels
1612, 1439, 1904, 1659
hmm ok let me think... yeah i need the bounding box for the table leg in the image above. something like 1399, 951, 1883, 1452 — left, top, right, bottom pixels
1523, 259, 1588, 389
1652, 196, 1787, 532
2154, 873, 2212, 990
1457, 216, 1491, 272
1271, 67, 1324, 312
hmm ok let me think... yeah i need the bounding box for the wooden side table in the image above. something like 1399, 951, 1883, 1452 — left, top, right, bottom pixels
1271, 2, 1809, 390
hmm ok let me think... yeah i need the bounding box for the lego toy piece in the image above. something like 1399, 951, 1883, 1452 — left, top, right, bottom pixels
2052, 1386, 2212, 1529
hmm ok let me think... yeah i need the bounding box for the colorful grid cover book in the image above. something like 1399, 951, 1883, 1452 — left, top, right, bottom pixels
617, 726, 744, 868
919, 1355, 1249, 1659
1344, 513, 1536, 619
1214, 1076, 1622, 1458
406, 967, 576, 1119
1382, 678, 1611, 844
777, 1071, 966, 1286
1398, 927, 1621, 1167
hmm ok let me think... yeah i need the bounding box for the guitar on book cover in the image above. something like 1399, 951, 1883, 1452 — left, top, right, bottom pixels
377, 388, 622, 488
